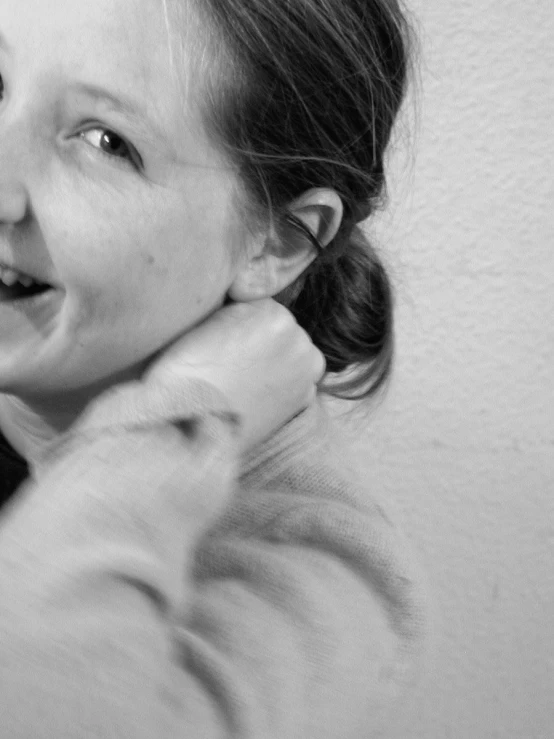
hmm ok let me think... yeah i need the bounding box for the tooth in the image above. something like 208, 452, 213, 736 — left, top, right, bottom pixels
18, 275, 34, 288
0, 268, 20, 287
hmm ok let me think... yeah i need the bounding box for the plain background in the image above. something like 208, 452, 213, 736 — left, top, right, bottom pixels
328, 0, 554, 737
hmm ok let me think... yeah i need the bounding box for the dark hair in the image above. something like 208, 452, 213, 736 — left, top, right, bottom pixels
197, 0, 415, 403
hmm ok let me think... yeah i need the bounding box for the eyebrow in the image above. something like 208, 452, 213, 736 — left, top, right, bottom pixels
72, 82, 168, 145
0, 30, 152, 126
75, 83, 145, 120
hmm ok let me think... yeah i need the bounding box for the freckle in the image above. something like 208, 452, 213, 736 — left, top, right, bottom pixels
144, 254, 155, 266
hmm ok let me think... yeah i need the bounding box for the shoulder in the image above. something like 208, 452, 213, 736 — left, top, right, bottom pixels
206, 395, 431, 632
238, 397, 394, 524
194, 396, 433, 712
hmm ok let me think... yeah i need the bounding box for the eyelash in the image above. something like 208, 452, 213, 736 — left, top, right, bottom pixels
0, 72, 140, 172
78, 127, 143, 171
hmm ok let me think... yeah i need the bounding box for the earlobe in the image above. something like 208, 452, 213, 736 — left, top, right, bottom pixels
227, 254, 278, 302
228, 247, 313, 302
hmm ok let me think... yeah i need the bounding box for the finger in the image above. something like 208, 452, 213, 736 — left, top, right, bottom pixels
314, 348, 327, 382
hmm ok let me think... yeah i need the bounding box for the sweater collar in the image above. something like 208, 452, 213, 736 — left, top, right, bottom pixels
0, 427, 30, 511
0, 394, 332, 503
239, 396, 331, 484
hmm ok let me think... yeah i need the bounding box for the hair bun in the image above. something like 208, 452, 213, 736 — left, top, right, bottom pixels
352, 199, 373, 224
278, 226, 394, 401
203, 0, 412, 402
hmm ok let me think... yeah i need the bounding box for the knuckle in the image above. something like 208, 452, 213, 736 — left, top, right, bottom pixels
315, 349, 327, 379
274, 310, 297, 340
271, 298, 294, 320
276, 305, 296, 330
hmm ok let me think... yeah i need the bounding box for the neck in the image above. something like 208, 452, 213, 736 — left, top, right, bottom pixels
0, 358, 153, 467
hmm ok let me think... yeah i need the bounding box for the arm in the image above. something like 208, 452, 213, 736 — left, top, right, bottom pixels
0, 377, 241, 738
0, 377, 429, 739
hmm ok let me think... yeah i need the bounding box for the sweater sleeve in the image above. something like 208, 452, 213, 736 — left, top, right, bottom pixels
0, 379, 429, 739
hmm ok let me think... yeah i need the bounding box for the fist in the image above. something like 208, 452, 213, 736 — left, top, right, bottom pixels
142, 299, 326, 454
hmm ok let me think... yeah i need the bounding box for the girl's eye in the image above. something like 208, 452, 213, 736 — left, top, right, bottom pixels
79, 128, 141, 168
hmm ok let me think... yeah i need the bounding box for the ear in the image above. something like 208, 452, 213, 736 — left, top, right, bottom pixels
227, 188, 343, 302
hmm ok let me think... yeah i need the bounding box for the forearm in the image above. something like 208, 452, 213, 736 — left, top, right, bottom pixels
0, 380, 429, 739
0, 378, 240, 738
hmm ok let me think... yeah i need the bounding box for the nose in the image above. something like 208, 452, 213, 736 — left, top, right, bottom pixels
0, 120, 31, 224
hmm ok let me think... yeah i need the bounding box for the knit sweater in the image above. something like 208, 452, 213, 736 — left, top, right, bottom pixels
0, 377, 430, 739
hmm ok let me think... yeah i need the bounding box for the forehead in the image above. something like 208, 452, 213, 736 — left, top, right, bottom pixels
1, 0, 181, 75
0, 0, 215, 161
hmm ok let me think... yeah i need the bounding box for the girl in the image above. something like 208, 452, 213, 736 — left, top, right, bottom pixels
0, 0, 429, 737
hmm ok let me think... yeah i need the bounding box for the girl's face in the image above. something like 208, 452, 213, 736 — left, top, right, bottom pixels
0, 0, 241, 399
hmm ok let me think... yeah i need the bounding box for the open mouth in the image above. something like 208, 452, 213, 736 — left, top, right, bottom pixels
0, 282, 52, 303
0, 264, 56, 304
0, 281, 54, 303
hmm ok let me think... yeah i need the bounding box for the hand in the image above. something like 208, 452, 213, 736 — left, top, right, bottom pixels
142, 299, 326, 454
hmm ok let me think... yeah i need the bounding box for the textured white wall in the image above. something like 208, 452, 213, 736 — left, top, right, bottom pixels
328, 1, 554, 737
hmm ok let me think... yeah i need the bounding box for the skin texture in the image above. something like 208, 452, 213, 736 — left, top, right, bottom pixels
0, 0, 342, 463
0, 0, 241, 394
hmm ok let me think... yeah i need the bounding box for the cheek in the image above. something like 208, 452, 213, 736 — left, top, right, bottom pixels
62, 210, 228, 353
130, 194, 234, 316
44, 201, 154, 342
46, 173, 234, 345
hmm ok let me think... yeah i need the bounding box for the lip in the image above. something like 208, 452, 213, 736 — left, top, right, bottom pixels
0, 259, 56, 288
0, 286, 64, 333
